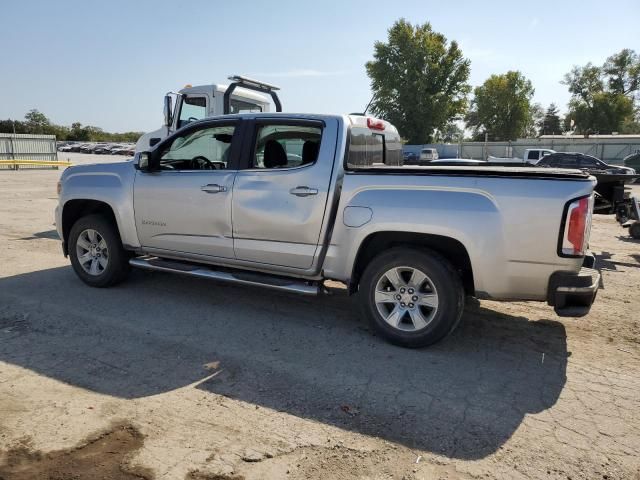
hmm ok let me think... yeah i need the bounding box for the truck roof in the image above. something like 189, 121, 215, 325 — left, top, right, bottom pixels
185, 111, 350, 122
184, 112, 399, 134
179, 84, 271, 103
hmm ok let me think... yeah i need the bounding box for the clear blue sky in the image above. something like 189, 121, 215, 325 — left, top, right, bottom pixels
2, 0, 638, 132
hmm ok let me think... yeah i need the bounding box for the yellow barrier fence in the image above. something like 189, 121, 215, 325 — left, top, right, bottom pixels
0, 160, 72, 168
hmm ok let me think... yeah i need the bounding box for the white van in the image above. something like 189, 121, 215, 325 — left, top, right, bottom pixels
419, 148, 439, 162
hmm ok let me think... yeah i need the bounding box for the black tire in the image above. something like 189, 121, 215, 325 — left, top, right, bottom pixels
630, 222, 640, 239
68, 214, 131, 287
358, 247, 465, 348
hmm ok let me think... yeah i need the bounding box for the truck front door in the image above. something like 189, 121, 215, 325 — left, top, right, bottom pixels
231, 118, 338, 269
134, 119, 242, 259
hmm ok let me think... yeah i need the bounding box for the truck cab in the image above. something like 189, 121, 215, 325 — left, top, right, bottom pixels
136, 76, 278, 152
525, 148, 555, 164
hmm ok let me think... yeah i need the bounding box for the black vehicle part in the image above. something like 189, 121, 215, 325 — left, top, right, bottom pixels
223, 75, 282, 115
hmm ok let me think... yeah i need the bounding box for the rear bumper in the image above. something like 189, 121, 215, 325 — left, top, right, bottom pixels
547, 254, 600, 317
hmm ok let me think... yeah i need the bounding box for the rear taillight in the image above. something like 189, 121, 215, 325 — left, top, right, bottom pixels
367, 117, 385, 131
560, 196, 593, 256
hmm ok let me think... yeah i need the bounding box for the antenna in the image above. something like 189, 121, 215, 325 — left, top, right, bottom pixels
349, 95, 375, 116
363, 95, 375, 115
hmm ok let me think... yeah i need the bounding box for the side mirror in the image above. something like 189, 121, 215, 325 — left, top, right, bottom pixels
163, 95, 173, 127
137, 151, 151, 171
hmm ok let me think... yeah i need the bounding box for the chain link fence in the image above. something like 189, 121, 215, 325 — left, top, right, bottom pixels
404, 138, 640, 164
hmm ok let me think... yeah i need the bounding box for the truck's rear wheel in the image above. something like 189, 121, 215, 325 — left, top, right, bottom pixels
69, 214, 130, 287
358, 247, 464, 348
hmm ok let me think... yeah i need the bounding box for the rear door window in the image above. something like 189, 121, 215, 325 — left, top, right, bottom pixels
251, 124, 322, 169
579, 156, 600, 168
560, 156, 578, 168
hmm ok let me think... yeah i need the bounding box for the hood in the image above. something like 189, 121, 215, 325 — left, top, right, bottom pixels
61, 159, 134, 179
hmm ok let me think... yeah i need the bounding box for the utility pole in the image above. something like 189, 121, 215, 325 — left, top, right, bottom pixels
484, 132, 489, 160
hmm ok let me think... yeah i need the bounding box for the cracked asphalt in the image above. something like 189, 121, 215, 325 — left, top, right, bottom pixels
0, 156, 639, 479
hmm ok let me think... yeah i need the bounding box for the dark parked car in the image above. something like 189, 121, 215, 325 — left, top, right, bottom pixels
403, 151, 419, 164
536, 152, 636, 174
624, 152, 640, 170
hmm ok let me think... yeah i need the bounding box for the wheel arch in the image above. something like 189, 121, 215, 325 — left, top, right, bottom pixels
61, 199, 121, 255
349, 231, 475, 296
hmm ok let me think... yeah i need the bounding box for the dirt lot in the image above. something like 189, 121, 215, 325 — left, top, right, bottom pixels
0, 156, 639, 479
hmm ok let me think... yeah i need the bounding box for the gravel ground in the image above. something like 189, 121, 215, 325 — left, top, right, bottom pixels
0, 156, 639, 479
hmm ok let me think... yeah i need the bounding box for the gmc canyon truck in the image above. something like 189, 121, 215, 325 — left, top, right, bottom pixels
55, 109, 600, 348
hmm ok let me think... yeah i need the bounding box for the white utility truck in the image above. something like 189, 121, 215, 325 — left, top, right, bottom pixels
136, 75, 280, 152
488, 148, 556, 165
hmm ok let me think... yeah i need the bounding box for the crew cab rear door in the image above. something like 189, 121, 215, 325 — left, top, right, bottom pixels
231, 117, 338, 269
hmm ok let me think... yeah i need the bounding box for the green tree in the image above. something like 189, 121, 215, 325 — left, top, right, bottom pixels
0, 119, 27, 134
539, 103, 563, 135
563, 50, 640, 135
434, 122, 463, 143
465, 71, 535, 141
69, 122, 90, 141
1, 110, 145, 142
24, 109, 51, 134
567, 92, 634, 135
603, 49, 640, 95
365, 19, 471, 144
524, 103, 544, 138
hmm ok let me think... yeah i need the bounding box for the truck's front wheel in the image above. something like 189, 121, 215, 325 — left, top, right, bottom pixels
69, 214, 131, 288
358, 247, 464, 348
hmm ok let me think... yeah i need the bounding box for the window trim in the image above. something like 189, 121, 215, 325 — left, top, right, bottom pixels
238, 118, 325, 171
370, 132, 386, 165
149, 119, 245, 173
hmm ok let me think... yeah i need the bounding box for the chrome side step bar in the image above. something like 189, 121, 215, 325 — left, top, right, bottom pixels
129, 256, 319, 296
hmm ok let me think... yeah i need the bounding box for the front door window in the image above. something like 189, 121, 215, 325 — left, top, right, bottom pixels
159, 125, 235, 171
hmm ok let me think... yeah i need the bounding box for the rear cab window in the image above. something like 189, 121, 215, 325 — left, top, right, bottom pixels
346, 116, 402, 169
230, 98, 263, 114
251, 123, 322, 169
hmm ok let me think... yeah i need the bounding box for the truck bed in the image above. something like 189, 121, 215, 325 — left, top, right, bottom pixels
350, 165, 592, 180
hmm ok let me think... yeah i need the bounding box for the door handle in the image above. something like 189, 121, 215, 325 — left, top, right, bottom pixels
289, 186, 318, 197
200, 184, 227, 194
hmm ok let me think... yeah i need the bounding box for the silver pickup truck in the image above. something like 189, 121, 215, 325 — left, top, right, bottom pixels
55, 113, 600, 347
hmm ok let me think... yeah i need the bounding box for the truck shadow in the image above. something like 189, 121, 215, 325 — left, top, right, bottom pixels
0, 266, 567, 460
596, 251, 640, 271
